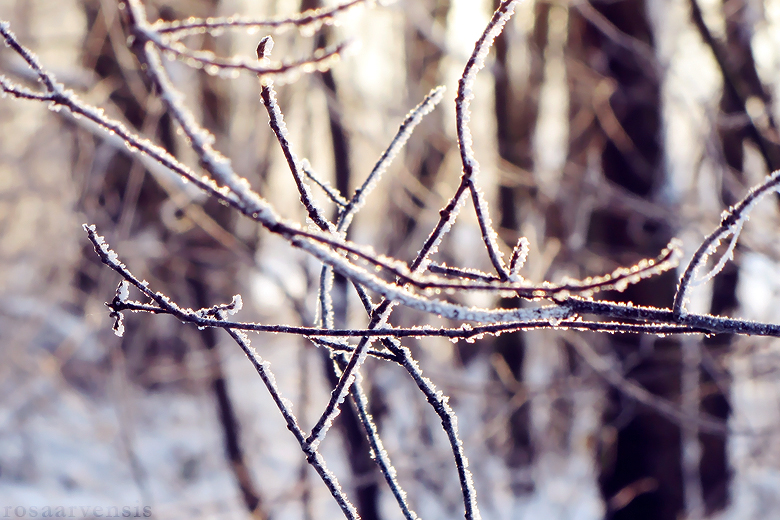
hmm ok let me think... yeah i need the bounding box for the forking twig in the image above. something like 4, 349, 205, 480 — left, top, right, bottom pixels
673, 169, 780, 315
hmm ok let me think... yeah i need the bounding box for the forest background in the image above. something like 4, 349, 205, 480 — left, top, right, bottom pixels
2, 0, 780, 519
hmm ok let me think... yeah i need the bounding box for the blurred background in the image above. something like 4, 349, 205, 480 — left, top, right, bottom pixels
2, 0, 780, 518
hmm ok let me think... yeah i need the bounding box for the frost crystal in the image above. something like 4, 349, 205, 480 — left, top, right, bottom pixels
227, 294, 243, 315
116, 280, 130, 302
113, 319, 125, 337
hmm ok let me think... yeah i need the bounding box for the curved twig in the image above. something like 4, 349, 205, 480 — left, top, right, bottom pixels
673, 169, 780, 315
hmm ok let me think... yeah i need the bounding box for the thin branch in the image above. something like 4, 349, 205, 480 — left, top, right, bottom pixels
0, 22, 230, 201
674, 169, 780, 314
338, 358, 420, 520
456, 0, 520, 280
306, 83, 452, 466
508, 236, 530, 280
569, 297, 780, 336
386, 340, 480, 520
338, 85, 446, 232
306, 326, 380, 449
127, 0, 348, 79
258, 36, 335, 233
83, 230, 360, 516
151, 0, 368, 37
219, 322, 360, 520
312, 84, 447, 347
113, 286, 780, 339
151, 34, 347, 78
303, 160, 349, 208
427, 263, 500, 283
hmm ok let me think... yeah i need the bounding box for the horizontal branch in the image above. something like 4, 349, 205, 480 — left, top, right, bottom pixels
150, 0, 367, 36
113, 294, 780, 339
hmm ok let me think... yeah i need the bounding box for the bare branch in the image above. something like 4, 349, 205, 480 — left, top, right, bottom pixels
674, 169, 780, 315
151, 0, 369, 37
456, 0, 520, 279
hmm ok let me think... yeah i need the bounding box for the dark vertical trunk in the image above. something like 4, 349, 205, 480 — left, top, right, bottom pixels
684, 0, 780, 512
490, 0, 550, 495
689, 0, 780, 183
565, 2, 701, 519
187, 274, 264, 519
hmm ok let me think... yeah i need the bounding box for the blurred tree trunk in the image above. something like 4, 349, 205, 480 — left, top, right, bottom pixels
565, 2, 689, 519
685, 0, 780, 512
489, 0, 550, 495
387, 0, 452, 257
79, 1, 265, 516
689, 0, 780, 184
